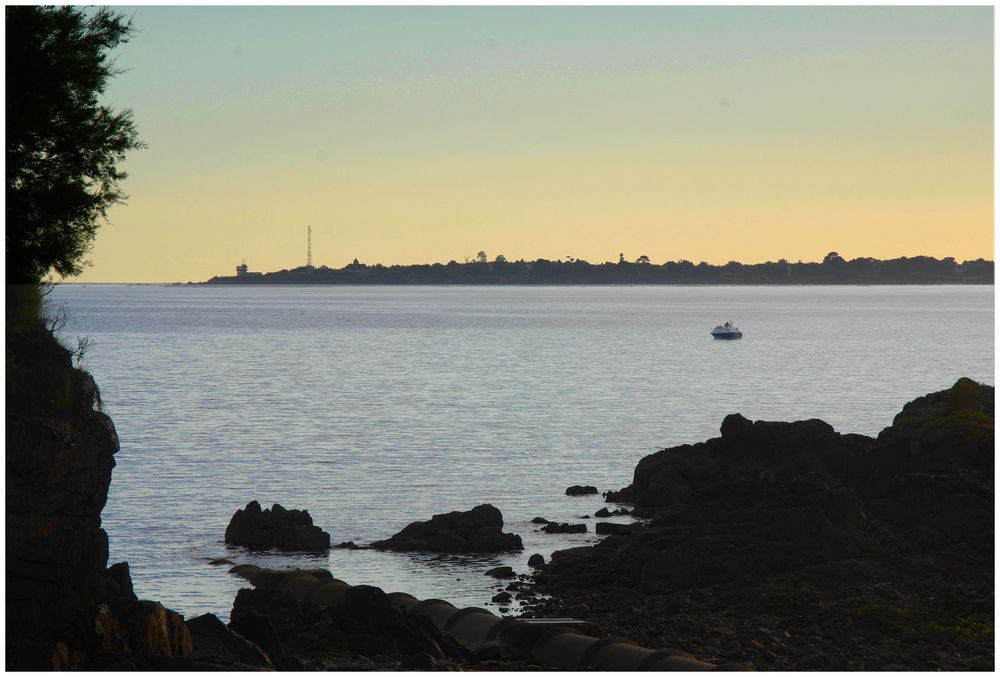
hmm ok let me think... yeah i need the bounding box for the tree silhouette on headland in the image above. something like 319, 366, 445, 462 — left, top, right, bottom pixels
6, 6, 143, 284
205, 253, 993, 285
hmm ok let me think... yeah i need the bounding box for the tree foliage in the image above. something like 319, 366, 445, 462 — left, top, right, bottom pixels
6, 6, 143, 283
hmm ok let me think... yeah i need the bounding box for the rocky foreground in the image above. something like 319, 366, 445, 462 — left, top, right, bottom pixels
524, 378, 995, 671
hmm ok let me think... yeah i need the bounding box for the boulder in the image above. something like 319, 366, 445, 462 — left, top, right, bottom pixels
527, 553, 545, 568
595, 522, 635, 536
542, 522, 587, 534
720, 412, 753, 439
594, 507, 611, 518
371, 504, 523, 552
603, 485, 634, 503
186, 613, 273, 668
225, 501, 331, 551
565, 485, 598, 496
530, 517, 550, 524
229, 581, 451, 662
485, 566, 516, 579
228, 610, 284, 664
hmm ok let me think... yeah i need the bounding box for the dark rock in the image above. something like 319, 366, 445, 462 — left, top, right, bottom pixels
492, 592, 513, 603
225, 500, 331, 551
603, 485, 634, 503
371, 504, 523, 552
534, 380, 995, 672
333, 585, 445, 658
566, 485, 599, 496
595, 522, 635, 536
6, 314, 193, 669
228, 610, 284, 663
527, 553, 545, 568
208, 558, 234, 566
274, 654, 306, 671
530, 516, 550, 524
542, 522, 587, 534
6, 640, 82, 670
720, 412, 754, 440
120, 600, 193, 656
721, 638, 743, 658
401, 652, 436, 670
797, 652, 832, 670
485, 566, 516, 579
186, 613, 273, 668
335, 541, 360, 549
594, 507, 612, 518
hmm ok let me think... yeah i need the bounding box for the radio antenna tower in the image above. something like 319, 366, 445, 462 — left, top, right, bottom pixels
307, 225, 313, 269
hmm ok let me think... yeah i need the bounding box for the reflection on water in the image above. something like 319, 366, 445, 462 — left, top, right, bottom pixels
49, 284, 994, 621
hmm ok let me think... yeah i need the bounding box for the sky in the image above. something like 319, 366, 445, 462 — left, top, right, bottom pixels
75, 5, 994, 282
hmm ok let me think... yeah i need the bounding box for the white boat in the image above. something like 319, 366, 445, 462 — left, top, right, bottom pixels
711, 321, 743, 339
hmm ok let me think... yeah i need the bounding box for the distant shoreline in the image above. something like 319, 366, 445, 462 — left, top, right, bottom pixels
196, 254, 992, 286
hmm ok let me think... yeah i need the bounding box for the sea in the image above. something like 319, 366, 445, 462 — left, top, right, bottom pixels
49, 284, 994, 621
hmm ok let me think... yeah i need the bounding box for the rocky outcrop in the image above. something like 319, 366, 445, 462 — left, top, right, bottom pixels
225, 500, 331, 551
371, 504, 523, 552
546, 379, 994, 592
186, 613, 273, 668
565, 484, 598, 496
533, 379, 994, 670
6, 308, 193, 669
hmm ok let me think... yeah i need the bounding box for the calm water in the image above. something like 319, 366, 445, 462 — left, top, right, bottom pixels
50, 284, 994, 620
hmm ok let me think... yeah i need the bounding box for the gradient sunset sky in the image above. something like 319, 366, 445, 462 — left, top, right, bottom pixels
80, 5, 993, 283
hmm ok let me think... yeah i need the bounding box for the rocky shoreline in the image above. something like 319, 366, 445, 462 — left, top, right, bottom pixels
6, 306, 993, 670
522, 377, 995, 671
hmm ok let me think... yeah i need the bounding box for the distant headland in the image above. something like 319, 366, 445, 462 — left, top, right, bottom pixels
202, 252, 993, 285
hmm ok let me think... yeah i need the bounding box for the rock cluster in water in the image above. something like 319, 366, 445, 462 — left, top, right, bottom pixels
371, 504, 523, 552
530, 377, 994, 670
225, 500, 331, 551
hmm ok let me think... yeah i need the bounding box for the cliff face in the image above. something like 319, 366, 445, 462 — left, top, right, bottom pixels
6, 303, 191, 669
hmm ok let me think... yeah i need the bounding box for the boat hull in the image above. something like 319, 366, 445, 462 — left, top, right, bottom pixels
711, 331, 742, 340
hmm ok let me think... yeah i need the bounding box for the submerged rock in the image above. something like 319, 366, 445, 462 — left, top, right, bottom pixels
542, 522, 587, 534
371, 504, 523, 552
225, 500, 331, 551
